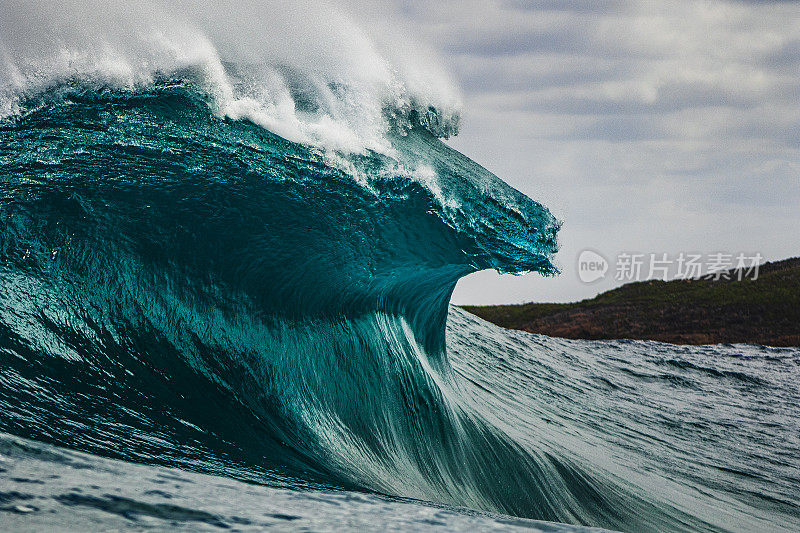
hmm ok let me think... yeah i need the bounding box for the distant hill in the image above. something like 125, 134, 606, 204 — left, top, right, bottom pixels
462, 257, 800, 346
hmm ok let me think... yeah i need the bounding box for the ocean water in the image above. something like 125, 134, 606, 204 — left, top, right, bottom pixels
2, 3, 800, 531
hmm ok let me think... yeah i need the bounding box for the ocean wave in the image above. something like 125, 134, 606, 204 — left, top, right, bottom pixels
2, 4, 799, 532
0, 82, 564, 513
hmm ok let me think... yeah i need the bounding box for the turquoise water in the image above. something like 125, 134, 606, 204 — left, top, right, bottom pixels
0, 83, 798, 532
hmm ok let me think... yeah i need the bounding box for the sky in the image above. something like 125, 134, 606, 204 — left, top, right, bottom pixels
350, 0, 800, 305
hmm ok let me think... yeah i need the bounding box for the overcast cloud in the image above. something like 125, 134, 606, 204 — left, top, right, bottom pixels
354, 0, 800, 304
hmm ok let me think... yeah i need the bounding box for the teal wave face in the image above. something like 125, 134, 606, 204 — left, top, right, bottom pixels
0, 85, 561, 505
2, 84, 798, 533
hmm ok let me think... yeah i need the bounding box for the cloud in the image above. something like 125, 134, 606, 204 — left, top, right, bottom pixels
403, 0, 800, 304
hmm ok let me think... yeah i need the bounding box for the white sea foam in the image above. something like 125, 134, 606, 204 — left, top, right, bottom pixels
0, 0, 461, 155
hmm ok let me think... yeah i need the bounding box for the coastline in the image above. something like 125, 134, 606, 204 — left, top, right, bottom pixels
463, 257, 800, 347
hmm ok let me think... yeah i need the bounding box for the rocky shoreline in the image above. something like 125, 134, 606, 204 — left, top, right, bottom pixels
463, 258, 800, 346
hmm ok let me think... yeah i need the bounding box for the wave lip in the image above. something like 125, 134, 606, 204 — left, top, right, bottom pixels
0, 0, 462, 155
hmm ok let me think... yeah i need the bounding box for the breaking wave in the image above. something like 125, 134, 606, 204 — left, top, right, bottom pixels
1, 2, 799, 532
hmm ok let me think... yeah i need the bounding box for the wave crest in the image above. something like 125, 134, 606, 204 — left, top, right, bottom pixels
0, 0, 461, 154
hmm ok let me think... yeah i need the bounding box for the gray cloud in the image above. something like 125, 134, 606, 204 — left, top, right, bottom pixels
762, 38, 800, 69
502, 0, 627, 13
354, 0, 800, 304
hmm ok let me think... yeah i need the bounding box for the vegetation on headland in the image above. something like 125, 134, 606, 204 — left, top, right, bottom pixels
462, 257, 800, 346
